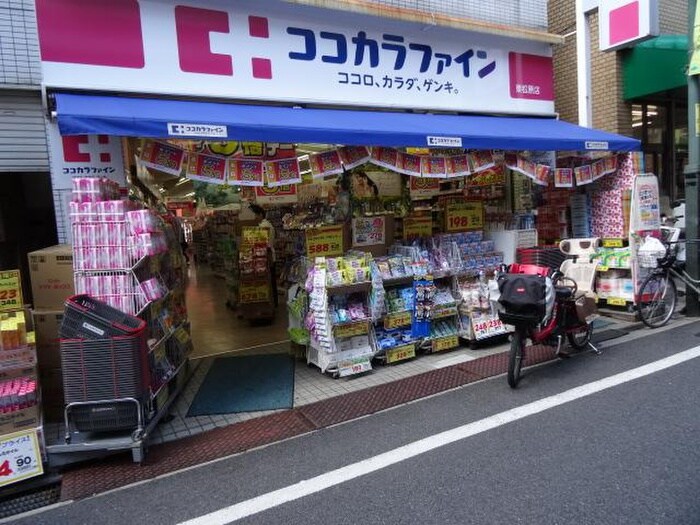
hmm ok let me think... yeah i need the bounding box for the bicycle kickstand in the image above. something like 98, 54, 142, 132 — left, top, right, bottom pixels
588, 341, 602, 355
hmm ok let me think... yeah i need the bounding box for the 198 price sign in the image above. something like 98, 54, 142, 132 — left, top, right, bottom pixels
0, 430, 43, 487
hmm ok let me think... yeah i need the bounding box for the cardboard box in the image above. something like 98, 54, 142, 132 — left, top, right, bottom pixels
32, 310, 63, 370
0, 404, 40, 435
27, 245, 74, 310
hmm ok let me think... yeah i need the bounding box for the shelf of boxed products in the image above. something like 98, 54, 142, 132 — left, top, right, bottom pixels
456, 275, 509, 343
593, 243, 634, 306
0, 308, 46, 483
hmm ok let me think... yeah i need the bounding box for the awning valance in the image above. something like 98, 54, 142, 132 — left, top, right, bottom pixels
54, 93, 640, 152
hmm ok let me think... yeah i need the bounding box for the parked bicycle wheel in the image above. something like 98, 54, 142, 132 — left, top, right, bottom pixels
637, 272, 677, 328
508, 329, 525, 388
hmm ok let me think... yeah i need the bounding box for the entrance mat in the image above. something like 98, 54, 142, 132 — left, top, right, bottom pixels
187, 354, 294, 416
591, 328, 629, 344
592, 318, 615, 329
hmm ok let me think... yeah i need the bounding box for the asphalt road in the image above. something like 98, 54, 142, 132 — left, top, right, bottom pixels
11, 321, 700, 525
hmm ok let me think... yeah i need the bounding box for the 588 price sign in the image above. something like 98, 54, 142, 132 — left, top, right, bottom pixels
0, 270, 23, 312
0, 429, 43, 487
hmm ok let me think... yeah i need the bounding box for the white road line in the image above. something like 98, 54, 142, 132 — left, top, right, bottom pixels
178, 345, 700, 525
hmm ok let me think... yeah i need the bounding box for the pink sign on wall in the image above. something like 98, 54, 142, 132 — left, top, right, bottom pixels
508, 53, 554, 101
599, 0, 659, 52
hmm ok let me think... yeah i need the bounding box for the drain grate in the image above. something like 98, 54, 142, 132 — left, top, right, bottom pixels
0, 483, 61, 519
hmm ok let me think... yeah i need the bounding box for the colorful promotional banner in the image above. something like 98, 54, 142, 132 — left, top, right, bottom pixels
185, 151, 227, 185
266, 157, 302, 187
447, 155, 471, 177
396, 152, 422, 176
630, 174, 661, 232
409, 176, 440, 198
309, 150, 343, 178
469, 150, 496, 173
591, 159, 605, 181
554, 168, 574, 188
533, 164, 550, 186
227, 158, 265, 186
352, 216, 386, 246
421, 156, 447, 178
140, 140, 186, 176
255, 184, 298, 204
574, 165, 593, 186
338, 146, 371, 170
467, 165, 505, 187
370, 147, 399, 169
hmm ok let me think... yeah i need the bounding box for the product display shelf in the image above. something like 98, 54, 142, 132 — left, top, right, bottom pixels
373, 272, 418, 365
593, 238, 636, 312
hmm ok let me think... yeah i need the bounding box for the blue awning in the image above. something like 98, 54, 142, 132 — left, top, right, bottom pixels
54, 93, 640, 152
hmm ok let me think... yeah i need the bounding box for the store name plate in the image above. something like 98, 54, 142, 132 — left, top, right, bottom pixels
386, 344, 415, 364
427, 136, 463, 147
338, 358, 372, 377
432, 334, 459, 352
167, 123, 228, 138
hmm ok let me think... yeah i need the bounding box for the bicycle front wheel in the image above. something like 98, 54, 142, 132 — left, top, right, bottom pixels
637, 272, 677, 328
507, 329, 525, 388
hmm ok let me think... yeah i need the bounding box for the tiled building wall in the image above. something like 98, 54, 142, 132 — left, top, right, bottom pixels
548, 0, 687, 135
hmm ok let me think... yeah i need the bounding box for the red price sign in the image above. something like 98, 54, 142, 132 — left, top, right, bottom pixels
472, 315, 507, 340
305, 226, 344, 258
444, 202, 483, 232
0, 270, 23, 312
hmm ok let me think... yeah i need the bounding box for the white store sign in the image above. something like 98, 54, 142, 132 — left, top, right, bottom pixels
35, 0, 555, 116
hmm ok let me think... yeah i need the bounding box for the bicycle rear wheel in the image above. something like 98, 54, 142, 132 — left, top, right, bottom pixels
507, 329, 525, 388
637, 272, 677, 328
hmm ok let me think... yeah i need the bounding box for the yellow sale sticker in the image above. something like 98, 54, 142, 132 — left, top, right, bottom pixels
305, 226, 344, 258
386, 344, 416, 364
384, 311, 412, 330
432, 334, 459, 352
445, 202, 484, 232
0, 270, 23, 312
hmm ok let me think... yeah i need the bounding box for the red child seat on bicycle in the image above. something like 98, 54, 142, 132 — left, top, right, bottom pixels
508, 263, 550, 277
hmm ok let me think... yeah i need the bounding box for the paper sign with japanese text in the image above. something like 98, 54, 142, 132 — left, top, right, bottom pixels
352, 216, 385, 247
445, 201, 484, 232
0, 429, 43, 488
0, 270, 23, 313
309, 151, 343, 178
305, 226, 344, 258
185, 151, 227, 185
255, 184, 298, 204
266, 157, 302, 187
228, 158, 265, 186
338, 146, 371, 170
403, 216, 433, 239
140, 140, 186, 176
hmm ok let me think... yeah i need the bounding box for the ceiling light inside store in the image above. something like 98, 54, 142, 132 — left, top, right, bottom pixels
175, 178, 189, 187
184, 191, 195, 198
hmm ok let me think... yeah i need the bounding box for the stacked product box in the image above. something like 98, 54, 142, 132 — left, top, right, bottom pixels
538, 188, 570, 242
570, 193, 591, 238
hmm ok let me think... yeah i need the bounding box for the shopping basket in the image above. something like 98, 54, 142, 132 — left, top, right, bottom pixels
60, 294, 146, 340
638, 249, 666, 269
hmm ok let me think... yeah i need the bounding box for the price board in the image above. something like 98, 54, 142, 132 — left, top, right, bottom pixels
0, 270, 23, 312
239, 281, 270, 303
432, 334, 459, 353
471, 315, 508, 340
384, 310, 412, 330
386, 343, 416, 364
444, 202, 484, 232
338, 357, 372, 377
305, 226, 344, 258
606, 297, 627, 306
602, 238, 624, 248
334, 321, 369, 339
432, 304, 458, 319
403, 216, 433, 239
0, 429, 43, 488
242, 227, 269, 245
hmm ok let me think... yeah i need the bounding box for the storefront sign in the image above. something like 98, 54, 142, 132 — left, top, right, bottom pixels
140, 141, 186, 177
409, 177, 440, 199
403, 216, 433, 239
305, 226, 344, 258
0, 271, 23, 312
185, 151, 227, 185
386, 343, 416, 364
445, 202, 484, 232
36, 0, 554, 115
472, 315, 507, 340
255, 185, 298, 205
352, 217, 385, 247
0, 429, 43, 488
432, 334, 459, 352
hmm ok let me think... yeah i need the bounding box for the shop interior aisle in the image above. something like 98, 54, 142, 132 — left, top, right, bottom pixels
186, 263, 288, 359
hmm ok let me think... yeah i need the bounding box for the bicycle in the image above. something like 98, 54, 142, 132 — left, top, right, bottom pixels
636, 229, 700, 328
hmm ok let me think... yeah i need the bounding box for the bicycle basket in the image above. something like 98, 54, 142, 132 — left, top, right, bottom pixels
638, 250, 666, 268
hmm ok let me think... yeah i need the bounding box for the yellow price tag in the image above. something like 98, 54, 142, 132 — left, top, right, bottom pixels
0, 270, 23, 312
432, 334, 459, 352
607, 297, 627, 306
242, 227, 270, 245
597, 265, 609, 272
334, 321, 368, 339
433, 304, 457, 319
239, 281, 270, 303
403, 216, 433, 239
305, 226, 344, 258
384, 311, 412, 330
602, 238, 624, 248
444, 202, 483, 232
386, 344, 416, 364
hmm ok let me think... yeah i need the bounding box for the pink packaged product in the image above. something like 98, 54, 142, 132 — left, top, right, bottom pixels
96, 200, 129, 222
72, 177, 122, 203
126, 209, 161, 234
140, 278, 166, 302
131, 233, 167, 258
0, 376, 37, 413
